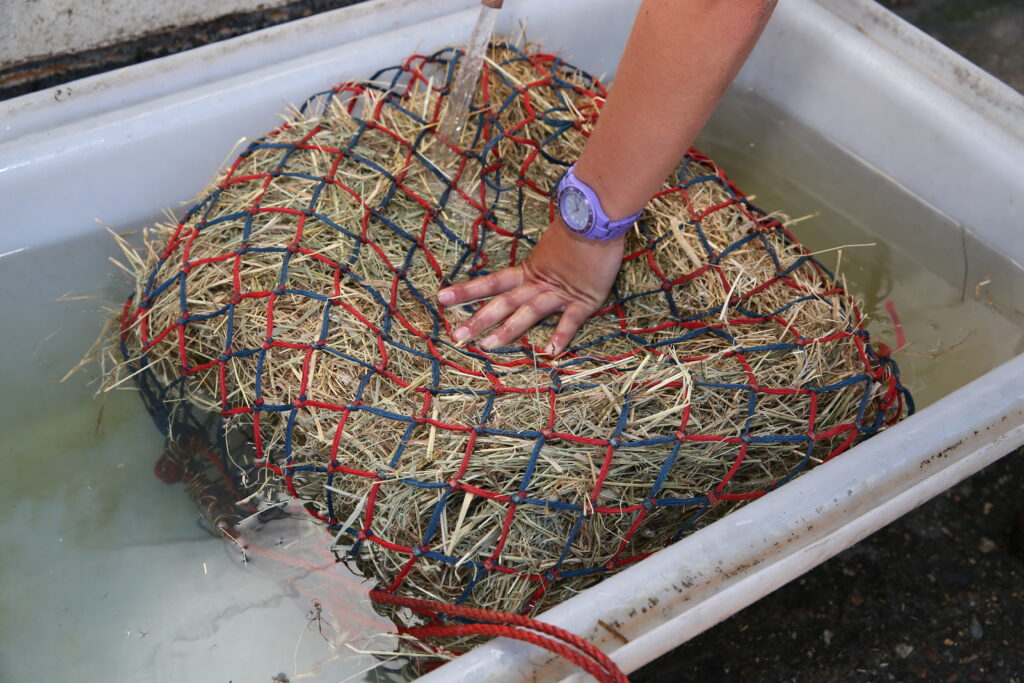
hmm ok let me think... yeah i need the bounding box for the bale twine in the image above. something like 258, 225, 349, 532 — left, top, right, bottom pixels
111, 42, 912, 652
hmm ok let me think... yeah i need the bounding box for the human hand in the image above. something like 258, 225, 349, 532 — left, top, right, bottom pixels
437, 216, 624, 356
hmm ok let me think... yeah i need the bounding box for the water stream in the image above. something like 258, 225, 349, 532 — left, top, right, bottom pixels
429, 3, 500, 245
436, 3, 499, 158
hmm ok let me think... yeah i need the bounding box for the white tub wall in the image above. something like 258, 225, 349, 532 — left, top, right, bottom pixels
732, 0, 1024, 269
1, 0, 291, 69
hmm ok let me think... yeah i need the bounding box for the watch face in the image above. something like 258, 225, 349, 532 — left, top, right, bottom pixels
560, 187, 592, 233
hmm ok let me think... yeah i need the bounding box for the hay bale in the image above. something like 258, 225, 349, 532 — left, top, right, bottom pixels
111, 42, 910, 649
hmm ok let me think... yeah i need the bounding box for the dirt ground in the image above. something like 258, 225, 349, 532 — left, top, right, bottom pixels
3, 2, 1021, 681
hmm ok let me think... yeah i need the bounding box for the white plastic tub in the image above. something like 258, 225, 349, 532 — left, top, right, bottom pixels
1, 0, 1022, 680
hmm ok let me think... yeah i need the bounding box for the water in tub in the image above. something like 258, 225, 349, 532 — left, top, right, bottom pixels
1, 89, 1021, 680
0, 228, 398, 681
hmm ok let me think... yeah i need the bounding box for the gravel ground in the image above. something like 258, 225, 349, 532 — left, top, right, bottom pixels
3, 2, 1021, 681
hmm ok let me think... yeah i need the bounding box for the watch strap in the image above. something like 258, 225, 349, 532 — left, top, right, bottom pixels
560, 163, 641, 241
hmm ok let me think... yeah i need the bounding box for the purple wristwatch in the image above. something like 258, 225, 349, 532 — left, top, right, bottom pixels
556, 163, 641, 241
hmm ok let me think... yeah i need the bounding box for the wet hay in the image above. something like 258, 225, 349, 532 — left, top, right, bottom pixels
108, 42, 911, 649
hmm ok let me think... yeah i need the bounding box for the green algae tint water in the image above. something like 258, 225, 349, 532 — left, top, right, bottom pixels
1, 88, 1022, 682
697, 89, 1024, 408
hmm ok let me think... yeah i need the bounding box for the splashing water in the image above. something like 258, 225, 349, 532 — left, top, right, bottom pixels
432, 3, 500, 232
437, 3, 500, 155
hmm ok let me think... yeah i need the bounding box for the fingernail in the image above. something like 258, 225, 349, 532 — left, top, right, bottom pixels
481, 334, 498, 349
438, 289, 453, 305
543, 343, 556, 356
452, 326, 469, 343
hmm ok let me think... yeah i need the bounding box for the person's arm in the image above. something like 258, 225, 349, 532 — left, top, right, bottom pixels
438, 0, 777, 355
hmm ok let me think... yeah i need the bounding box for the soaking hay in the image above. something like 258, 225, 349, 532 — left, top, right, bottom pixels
110, 42, 911, 649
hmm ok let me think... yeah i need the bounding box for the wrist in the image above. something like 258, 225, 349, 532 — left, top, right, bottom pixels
549, 214, 625, 248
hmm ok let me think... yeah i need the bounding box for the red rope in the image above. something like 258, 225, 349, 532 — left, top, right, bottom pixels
884, 299, 906, 351
369, 590, 628, 683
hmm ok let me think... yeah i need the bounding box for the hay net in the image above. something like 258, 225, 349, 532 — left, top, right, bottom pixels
115, 42, 913, 647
